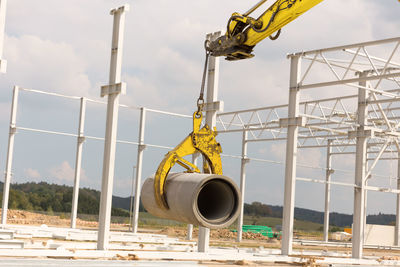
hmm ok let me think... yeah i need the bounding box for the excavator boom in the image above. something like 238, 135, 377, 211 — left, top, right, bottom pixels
206, 0, 324, 60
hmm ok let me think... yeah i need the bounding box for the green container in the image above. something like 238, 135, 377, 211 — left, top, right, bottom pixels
241, 225, 274, 237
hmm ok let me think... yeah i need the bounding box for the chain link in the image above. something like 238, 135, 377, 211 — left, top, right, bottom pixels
196, 43, 211, 116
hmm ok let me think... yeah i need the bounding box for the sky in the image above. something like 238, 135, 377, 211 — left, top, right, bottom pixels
0, 0, 400, 216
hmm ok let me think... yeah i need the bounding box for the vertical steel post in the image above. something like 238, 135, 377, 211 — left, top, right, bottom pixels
1, 86, 18, 225
237, 129, 248, 242
128, 165, 136, 232
198, 31, 221, 253
97, 5, 129, 250
323, 139, 332, 242
352, 71, 369, 259
132, 107, 146, 233
0, 0, 7, 73
281, 55, 301, 256
186, 223, 193, 240
363, 161, 369, 244
395, 152, 400, 246
187, 153, 199, 240
71, 97, 87, 229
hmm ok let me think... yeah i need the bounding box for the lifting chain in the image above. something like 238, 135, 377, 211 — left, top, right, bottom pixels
196, 41, 211, 116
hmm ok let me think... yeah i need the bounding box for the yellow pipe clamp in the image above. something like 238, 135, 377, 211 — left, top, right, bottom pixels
154, 111, 223, 210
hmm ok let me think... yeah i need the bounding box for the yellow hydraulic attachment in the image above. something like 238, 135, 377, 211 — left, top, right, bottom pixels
154, 110, 223, 210
206, 0, 324, 60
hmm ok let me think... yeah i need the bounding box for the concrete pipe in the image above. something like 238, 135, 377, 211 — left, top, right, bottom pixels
141, 173, 240, 229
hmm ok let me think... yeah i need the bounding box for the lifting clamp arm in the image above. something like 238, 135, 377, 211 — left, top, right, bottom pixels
154, 111, 223, 210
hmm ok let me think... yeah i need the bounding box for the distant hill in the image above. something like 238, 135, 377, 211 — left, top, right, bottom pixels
0, 182, 395, 226
244, 202, 394, 227
0, 181, 144, 217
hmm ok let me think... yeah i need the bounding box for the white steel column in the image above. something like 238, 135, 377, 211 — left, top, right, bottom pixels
198, 31, 221, 253
97, 5, 129, 250
281, 55, 301, 256
237, 129, 249, 242
1, 86, 18, 225
71, 97, 87, 229
132, 107, 146, 233
352, 71, 369, 259
323, 139, 333, 242
0, 0, 7, 72
187, 153, 199, 240
396, 152, 400, 246
363, 161, 369, 244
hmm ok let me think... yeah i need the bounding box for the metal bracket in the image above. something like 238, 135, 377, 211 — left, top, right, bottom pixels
78, 136, 86, 143
279, 116, 306, 127
100, 82, 126, 97
138, 144, 147, 152
203, 101, 224, 113
348, 129, 375, 139
242, 157, 250, 164
326, 168, 335, 175
289, 85, 301, 91
110, 4, 130, 15
9, 126, 16, 134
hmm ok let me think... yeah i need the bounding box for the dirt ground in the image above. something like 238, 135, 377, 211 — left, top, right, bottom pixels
6, 209, 101, 228
4, 209, 400, 260
5, 209, 275, 243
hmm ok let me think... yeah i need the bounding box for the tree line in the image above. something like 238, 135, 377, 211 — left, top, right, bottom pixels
0, 182, 137, 217
0, 182, 395, 226
244, 201, 394, 227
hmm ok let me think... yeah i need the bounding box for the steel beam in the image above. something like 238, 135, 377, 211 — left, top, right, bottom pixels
97, 5, 128, 250
132, 107, 146, 233
289, 37, 400, 58
187, 153, 199, 241
323, 140, 333, 242
1, 86, 18, 225
237, 130, 248, 242
71, 97, 87, 229
197, 31, 221, 253
352, 71, 369, 259
396, 151, 400, 246
281, 55, 301, 255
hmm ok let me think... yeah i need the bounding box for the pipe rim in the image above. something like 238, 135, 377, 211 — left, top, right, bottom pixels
193, 174, 240, 229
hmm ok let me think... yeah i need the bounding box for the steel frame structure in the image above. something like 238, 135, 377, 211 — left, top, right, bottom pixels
97, 4, 129, 251
216, 36, 400, 259
1, 18, 399, 258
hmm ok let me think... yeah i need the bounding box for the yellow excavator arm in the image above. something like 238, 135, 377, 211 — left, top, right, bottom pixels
206, 0, 324, 60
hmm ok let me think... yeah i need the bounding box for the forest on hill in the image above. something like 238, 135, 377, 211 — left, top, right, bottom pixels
0, 181, 141, 217
0, 182, 395, 227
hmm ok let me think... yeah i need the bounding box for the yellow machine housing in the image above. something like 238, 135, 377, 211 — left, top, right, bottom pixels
206, 0, 324, 60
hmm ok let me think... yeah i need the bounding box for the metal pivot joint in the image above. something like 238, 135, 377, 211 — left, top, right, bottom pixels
153, 111, 223, 210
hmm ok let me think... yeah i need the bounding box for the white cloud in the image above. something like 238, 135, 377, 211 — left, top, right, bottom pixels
4, 34, 92, 97
24, 168, 41, 180
123, 75, 165, 108
48, 161, 87, 183
270, 143, 286, 161
297, 149, 323, 171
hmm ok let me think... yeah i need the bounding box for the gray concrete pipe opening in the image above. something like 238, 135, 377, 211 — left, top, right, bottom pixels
141, 173, 240, 229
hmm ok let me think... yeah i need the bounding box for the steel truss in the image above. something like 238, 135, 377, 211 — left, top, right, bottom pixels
216, 37, 400, 259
